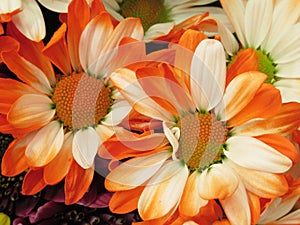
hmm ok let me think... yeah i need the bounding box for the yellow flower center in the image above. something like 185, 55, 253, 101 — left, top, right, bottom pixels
119, 0, 172, 31
177, 112, 227, 171
52, 73, 111, 130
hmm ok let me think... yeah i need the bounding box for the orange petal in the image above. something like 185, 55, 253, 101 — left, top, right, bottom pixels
178, 29, 207, 52
0, 36, 20, 62
67, 0, 90, 71
64, 160, 94, 204
0, 115, 37, 137
90, 0, 106, 19
43, 23, 71, 75
6, 23, 55, 85
44, 132, 73, 185
2, 50, 52, 94
0, 78, 36, 114
247, 192, 261, 225
233, 102, 300, 136
109, 186, 144, 214
226, 48, 259, 86
228, 84, 281, 127
22, 168, 47, 195
179, 171, 208, 217
1, 134, 35, 176
7, 94, 55, 130
256, 134, 299, 164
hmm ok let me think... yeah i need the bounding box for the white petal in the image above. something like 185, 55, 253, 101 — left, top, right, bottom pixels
25, 120, 64, 167
79, 13, 113, 73
276, 208, 300, 224
225, 136, 292, 173
105, 151, 171, 191
101, 100, 132, 126
0, 0, 21, 13
163, 122, 179, 157
72, 127, 100, 169
190, 39, 226, 111
138, 160, 189, 220
220, 181, 251, 225
258, 195, 300, 224
12, 0, 45, 41
37, 0, 71, 13
261, 0, 300, 53
274, 78, 300, 103
272, 23, 300, 64
276, 60, 300, 78
244, 0, 273, 48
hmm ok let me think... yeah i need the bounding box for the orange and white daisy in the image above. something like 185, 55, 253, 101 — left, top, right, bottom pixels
219, 0, 300, 103
106, 35, 300, 225
101, 0, 233, 40
0, 0, 144, 204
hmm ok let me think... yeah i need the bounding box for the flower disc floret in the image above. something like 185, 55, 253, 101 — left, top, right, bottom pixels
52, 72, 111, 130
177, 112, 227, 171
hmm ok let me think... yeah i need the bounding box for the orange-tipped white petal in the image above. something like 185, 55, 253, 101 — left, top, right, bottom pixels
244, 0, 273, 48
2, 51, 52, 94
105, 151, 171, 191
7, 94, 55, 130
220, 181, 251, 225
190, 39, 226, 111
179, 171, 208, 217
199, 163, 239, 200
79, 12, 113, 73
95, 124, 114, 143
0, 0, 21, 13
11, 0, 45, 41
215, 71, 266, 120
226, 159, 289, 198
25, 120, 64, 167
37, 0, 71, 13
225, 136, 292, 173
275, 209, 300, 224
163, 122, 180, 155
111, 68, 174, 122
138, 160, 188, 220
72, 127, 100, 169
44, 132, 73, 185
144, 22, 174, 40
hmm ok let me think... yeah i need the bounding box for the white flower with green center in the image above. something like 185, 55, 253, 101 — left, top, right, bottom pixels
219, 0, 300, 103
102, 0, 232, 39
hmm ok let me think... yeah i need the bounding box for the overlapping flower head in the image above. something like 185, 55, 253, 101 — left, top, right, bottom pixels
104, 28, 300, 224
0, 0, 145, 205
219, 0, 300, 103
0, 0, 300, 224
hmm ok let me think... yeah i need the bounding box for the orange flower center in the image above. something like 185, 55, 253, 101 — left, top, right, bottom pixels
177, 113, 227, 171
52, 73, 111, 130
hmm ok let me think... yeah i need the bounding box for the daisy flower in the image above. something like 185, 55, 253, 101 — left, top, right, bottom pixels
0, 0, 143, 204
219, 0, 300, 103
101, 0, 233, 40
106, 34, 300, 225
